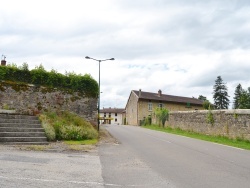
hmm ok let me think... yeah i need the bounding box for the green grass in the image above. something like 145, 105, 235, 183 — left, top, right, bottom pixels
64, 139, 98, 145
143, 124, 250, 150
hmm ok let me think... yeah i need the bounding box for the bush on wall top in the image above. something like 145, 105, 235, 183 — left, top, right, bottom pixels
0, 63, 98, 98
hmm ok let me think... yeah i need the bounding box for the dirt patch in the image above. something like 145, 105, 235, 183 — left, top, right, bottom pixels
98, 126, 119, 145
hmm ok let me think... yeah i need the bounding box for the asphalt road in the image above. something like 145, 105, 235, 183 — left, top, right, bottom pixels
0, 148, 104, 188
99, 124, 250, 188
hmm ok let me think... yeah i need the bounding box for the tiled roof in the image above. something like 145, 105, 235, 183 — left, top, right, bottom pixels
133, 90, 203, 105
100, 108, 125, 113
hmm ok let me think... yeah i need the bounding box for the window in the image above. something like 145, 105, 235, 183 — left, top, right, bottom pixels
115, 118, 117, 122
109, 114, 111, 118
158, 103, 163, 109
115, 113, 117, 116
104, 115, 106, 117
148, 102, 152, 111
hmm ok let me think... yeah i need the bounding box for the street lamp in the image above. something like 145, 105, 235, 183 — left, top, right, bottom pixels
85, 56, 115, 131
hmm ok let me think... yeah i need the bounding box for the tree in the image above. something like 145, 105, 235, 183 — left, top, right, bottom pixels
203, 100, 213, 110
198, 95, 213, 110
233, 84, 243, 109
239, 89, 250, 109
213, 76, 230, 109
154, 108, 169, 127
198, 95, 207, 101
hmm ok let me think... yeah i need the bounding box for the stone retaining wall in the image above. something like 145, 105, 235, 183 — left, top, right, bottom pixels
168, 109, 250, 140
0, 82, 97, 123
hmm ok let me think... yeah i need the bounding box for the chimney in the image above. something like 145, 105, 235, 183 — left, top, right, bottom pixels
158, 89, 162, 97
1, 55, 6, 66
139, 89, 141, 97
1, 60, 6, 66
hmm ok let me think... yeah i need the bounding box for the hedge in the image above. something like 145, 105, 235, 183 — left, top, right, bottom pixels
0, 63, 98, 98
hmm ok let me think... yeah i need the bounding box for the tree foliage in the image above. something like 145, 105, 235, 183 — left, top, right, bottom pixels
213, 76, 230, 109
154, 107, 169, 127
203, 100, 213, 110
233, 84, 243, 109
238, 88, 250, 109
198, 95, 213, 110
0, 64, 98, 97
198, 95, 207, 101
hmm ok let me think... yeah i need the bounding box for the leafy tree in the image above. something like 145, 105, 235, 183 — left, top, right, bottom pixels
154, 107, 169, 127
203, 100, 213, 110
213, 76, 230, 109
233, 84, 243, 109
198, 95, 213, 110
198, 95, 207, 101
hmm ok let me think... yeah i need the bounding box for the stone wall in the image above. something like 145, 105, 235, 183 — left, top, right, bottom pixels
0, 82, 97, 123
168, 109, 250, 140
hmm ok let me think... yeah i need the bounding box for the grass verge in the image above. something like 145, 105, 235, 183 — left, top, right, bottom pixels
64, 139, 98, 145
143, 124, 250, 150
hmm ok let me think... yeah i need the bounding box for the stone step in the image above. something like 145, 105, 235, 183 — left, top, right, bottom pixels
0, 119, 40, 124
0, 132, 46, 137
1, 142, 49, 145
0, 127, 45, 132
0, 114, 38, 120
0, 123, 42, 128
0, 113, 48, 145
0, 137, 47, 142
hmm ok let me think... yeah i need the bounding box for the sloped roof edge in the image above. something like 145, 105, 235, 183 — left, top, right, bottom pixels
133, 90, 203, 105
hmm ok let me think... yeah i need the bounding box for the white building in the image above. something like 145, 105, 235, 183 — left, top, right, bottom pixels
100, 107, 125, 125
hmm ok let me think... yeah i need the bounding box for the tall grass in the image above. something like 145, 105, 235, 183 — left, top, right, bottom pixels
39, 111, 98, 141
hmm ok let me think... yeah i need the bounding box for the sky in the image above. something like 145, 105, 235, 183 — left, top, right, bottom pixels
1, 0, 250, 109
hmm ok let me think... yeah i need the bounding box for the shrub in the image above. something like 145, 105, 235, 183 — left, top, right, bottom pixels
39, 110, 98, 141
42, 122, 56, 141
154, 108, 169, 127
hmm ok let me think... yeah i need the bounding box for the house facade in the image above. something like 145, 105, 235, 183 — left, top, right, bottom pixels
125, 89, 204, 126
100, 107, 125, 125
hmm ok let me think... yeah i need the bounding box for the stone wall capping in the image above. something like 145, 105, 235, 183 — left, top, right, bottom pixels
0, 109, 16, 114
225, 109, 250, 115
170, 110, 229, 114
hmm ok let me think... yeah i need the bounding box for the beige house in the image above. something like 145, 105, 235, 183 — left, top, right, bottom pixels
100, 107, 125, 125
125, 89, 204, 126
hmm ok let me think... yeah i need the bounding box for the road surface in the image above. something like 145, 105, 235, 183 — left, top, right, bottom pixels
0, 146, 104, 188
99, 124, 250, 188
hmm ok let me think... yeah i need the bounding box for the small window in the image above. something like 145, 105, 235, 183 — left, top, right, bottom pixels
104, 115, 106, 117
109, 115, 111, 118
115, 118, 117, 122
115, 113, 117, 116
158, 103, 163, 109
148, 102, 152, 111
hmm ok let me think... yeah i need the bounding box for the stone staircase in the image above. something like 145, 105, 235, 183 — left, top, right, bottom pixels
0, 113, 48, 145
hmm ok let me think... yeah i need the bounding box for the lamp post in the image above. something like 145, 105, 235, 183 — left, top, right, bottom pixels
85, 56, 115, 131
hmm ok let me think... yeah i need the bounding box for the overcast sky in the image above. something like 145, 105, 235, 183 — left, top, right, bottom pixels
1, 0, 250, 109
